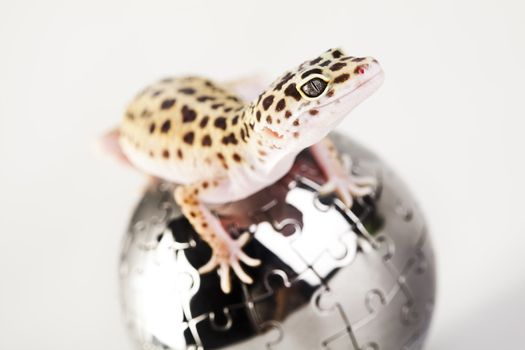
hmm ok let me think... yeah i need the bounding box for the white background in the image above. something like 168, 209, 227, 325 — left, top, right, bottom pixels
1, 0, 524, 349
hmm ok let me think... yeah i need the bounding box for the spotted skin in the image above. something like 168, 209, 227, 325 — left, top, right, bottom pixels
118, 48, 384, 293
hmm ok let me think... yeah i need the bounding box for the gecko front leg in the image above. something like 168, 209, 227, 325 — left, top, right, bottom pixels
174, 180, 261, 293
310, 138, 376, 208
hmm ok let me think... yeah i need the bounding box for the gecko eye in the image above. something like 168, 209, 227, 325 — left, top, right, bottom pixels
299, 76, 328, 99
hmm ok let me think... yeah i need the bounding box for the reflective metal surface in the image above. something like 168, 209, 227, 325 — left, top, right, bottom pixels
119, 133, 436, 349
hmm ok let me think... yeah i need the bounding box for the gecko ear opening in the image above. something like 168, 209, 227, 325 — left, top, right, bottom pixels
263, 126, 284, 140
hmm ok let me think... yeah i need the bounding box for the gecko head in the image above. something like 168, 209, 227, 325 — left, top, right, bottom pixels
252, 48, 384, 150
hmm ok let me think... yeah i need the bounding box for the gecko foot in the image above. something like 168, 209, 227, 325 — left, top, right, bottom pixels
199, 231, 261, 294
175, 182, 261, 294
319, 173, 376, 208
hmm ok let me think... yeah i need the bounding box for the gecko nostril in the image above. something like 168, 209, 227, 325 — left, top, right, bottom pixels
354, 64, 369, 75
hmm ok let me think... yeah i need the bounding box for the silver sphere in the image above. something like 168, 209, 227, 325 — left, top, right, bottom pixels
119, 133, 436, 350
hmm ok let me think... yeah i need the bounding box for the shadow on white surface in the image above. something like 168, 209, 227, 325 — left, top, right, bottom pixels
430, 283, 525, 349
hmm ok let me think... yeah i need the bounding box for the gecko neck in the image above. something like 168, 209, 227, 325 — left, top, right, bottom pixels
241, 103, 300, 177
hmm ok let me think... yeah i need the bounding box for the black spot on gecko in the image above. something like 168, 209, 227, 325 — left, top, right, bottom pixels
275, 98, 286, 112
202, 135, 212, 147
199, 116, 209, 128
330, 62, 347, 71
197, 95, 215, 102
232, 115, 239, 125
177, 149, 183, 159
182, 105, 197, 123
285, 110, 292, 118
222, 133, 238, 145
151, 90, 163, 97
332, 50, 344, 58
183, 131, 195, 145
309, 57, 322, 65
214, 117, 227, 130
160, 99, 176, 110
149, 122, 156, 134
178, 88, 195, 95
262, 95, 274, 110
284, 83, 302, 101
160, 120, 171, 133
256, 111, 261, 122
320, 60, 331, 67
266, 115, 272, 124
162, 149, 170, 158
274, 72, 295, 91
224, 107, 232, 113
240, 128, 246, 142
226, 95, 240, 102
334, 74, 350, 83
351, 57, 366, 62
232, 153, 242, 162
301, 68, 322, 79
211, 103, 224, 110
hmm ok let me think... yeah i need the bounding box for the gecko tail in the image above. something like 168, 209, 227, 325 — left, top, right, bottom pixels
93, 128, 134, 168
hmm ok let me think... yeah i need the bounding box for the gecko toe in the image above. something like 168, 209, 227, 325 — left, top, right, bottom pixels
198, 256, 219, 274
239, 251, 261, 267
219, 263, 232, 294
231, 260, 253, 284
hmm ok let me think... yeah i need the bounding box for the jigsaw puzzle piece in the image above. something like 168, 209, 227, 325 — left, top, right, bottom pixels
321, 233, 434, 350
350, 284, 414, 350
308, 231, 359, 278
253, 185, 359, 286
397, 228, 435, 333
259, 321, 285, 349
186, 302, 257, 349
268, 285, 352, 349
318, 279, 412, 350
129, 182, 194, 252
234, 285, 348, 349
314, 216, 433, 350
310, 235, 398, 330
375, 170, 427, 268
214, 266, 328, 349
226, 320, 285, 350
122, 247, 200, 350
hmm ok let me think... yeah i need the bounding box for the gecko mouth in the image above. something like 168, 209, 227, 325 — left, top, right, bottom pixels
318, 70, 384, 109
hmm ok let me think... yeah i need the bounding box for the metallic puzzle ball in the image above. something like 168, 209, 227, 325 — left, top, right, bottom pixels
119, 133, 436, 350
